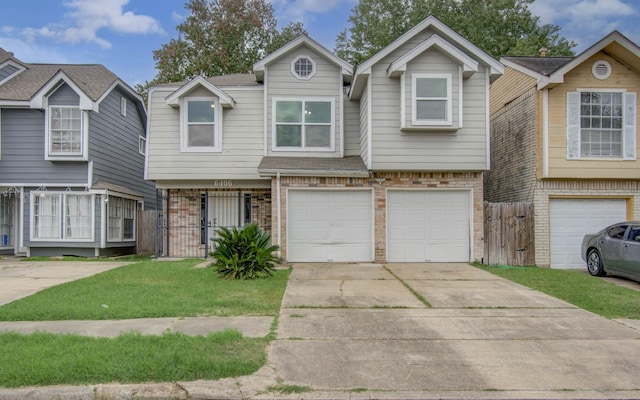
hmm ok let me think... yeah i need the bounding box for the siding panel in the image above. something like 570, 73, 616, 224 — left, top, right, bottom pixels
146, 87, 268, 181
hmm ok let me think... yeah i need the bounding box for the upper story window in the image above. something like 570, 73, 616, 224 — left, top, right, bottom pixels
273, 98, 333, 150
138, 136, 146, 156
120, 96, 127, 117
567, 90, 636, 160
47, 106, 85, 159
412, 73, 452, 125
181, 97, 221, 152
291, 56, 316, 80
580, 92, 623, 157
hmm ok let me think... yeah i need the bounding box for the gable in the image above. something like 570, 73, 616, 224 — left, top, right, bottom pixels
350, 15, 503, 99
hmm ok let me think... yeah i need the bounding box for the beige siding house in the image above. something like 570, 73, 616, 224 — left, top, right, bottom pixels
146, 16, 503, 263
486, 31, 640, 269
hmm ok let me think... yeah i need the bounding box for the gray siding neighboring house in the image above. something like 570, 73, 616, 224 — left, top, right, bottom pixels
0, 48, 153, 257
146, 16, 504, 263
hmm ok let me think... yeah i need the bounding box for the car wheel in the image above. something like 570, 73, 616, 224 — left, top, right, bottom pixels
587, 249, 606, 277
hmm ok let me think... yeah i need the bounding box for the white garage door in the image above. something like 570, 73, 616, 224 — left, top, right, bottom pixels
550, 198, 626, 269
287, 190, 373, 262
387, 190, 470, 262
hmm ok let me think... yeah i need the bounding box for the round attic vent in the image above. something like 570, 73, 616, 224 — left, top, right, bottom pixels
592, 60, 612, 80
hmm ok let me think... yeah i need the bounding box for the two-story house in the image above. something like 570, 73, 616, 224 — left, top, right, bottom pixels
146, 16, 503, 263
486, 31, 640, 269
0, 49, 155, 257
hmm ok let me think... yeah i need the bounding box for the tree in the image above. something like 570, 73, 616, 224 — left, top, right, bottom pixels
335, 0, 575, 66
139, 0, 308, 92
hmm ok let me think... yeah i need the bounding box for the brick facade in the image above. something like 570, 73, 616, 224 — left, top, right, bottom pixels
533, 180, 640, 267
272, 171, 485, 263
164, 188, 271, 258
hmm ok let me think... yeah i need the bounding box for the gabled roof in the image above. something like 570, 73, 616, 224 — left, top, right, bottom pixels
387, 34, 479, 78
501, 31, 640, 90
0, 48, 144, 114
253, 35, 353, 83
164, 75, 236, 108
350, 15, 504, 99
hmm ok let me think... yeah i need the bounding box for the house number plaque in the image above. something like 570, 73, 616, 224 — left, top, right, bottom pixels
212, 180, 233, 187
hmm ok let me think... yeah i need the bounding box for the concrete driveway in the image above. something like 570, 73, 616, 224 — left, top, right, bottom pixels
0, 258, 131, 306
270, 262, 640, 398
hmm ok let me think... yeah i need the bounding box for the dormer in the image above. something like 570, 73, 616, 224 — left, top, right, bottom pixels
0, 59, 26, 86
165, 76, 236, 153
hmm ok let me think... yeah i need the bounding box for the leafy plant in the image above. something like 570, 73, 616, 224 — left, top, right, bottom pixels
210, 224, 281, 280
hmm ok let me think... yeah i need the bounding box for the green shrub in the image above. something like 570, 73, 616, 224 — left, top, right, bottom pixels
210, 224, 281, 280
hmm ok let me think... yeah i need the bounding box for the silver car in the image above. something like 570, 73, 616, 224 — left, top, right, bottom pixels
581, 222, 640, 282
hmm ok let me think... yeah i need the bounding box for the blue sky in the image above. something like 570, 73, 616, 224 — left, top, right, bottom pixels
1, 0, 639, 88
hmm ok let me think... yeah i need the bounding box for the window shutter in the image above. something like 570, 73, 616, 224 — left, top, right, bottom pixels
566, 92, 580, 159
624, 92, 636, 160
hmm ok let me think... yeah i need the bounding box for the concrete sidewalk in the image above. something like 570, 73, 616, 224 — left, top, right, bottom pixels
1, 262, 640, 399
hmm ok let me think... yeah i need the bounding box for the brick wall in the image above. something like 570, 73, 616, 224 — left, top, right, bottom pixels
165, 188, 271, 258
274, 172, 484, 263
533, 180, 640, 267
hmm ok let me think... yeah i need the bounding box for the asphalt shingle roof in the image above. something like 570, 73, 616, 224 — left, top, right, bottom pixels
502, 56, 574, 76
0, 48, 120, 102
258, 156, 368, 176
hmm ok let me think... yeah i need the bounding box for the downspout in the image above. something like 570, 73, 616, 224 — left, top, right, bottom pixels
276, 172, 282, 258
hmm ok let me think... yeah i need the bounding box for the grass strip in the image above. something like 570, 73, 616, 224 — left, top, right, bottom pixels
0, 329, 267, 388
0, 259, 290, 321
477, 264, 640, 319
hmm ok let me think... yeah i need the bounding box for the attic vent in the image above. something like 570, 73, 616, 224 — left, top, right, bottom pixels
592, 60, 612, 80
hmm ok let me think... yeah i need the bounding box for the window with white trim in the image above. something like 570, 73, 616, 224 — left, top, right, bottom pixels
567, 90, 636, 159
291, 56, 315, 80
138, 136, 146, 156
31, 193, 93, 240
181, 98, 220, 152
412, 73, 452, 125
48, 106, 83, 155
120, 96, 127, 117
108, 196, 137, 241
273, 98, 333, 149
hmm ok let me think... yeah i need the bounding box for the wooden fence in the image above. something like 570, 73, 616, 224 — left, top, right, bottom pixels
483, 202, 534, 266
137, 210, 156, 256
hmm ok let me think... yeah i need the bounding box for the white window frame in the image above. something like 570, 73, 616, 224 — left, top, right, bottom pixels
411, 73, 453, 126
180, 97, 221, 153
291, 56, 316, 80
272, 97, 335, 152
120, 96, 127, 117
107, 196, 137, 242
45, 105, 88, 161
567, 88, 635, 160
30, 192, 95, 242
138, 135, 146, 156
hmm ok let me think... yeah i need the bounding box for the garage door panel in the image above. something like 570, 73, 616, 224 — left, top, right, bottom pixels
288, 190, 373, 262
550, 199, 626, 269
387, 191, 470, 262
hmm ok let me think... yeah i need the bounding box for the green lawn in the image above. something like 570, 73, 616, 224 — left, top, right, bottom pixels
0, 259, 290, 321
478, 264, 640, 320
0, 330, 268, 388
0, 259, 289, 388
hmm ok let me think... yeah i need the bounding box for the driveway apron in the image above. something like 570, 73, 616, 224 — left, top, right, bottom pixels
270, 262, 640, 396
0, 260, 131, 306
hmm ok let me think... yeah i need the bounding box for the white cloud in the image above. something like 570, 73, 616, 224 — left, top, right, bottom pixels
270, 0, 357, 23
9, 0, 164, 49
529, 0, 638, 50
530, 0, 635, 25
0, 37, 71, 63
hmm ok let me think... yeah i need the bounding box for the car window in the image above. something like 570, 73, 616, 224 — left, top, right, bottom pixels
629, 226, 640, 242
607, 225, 628, 240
